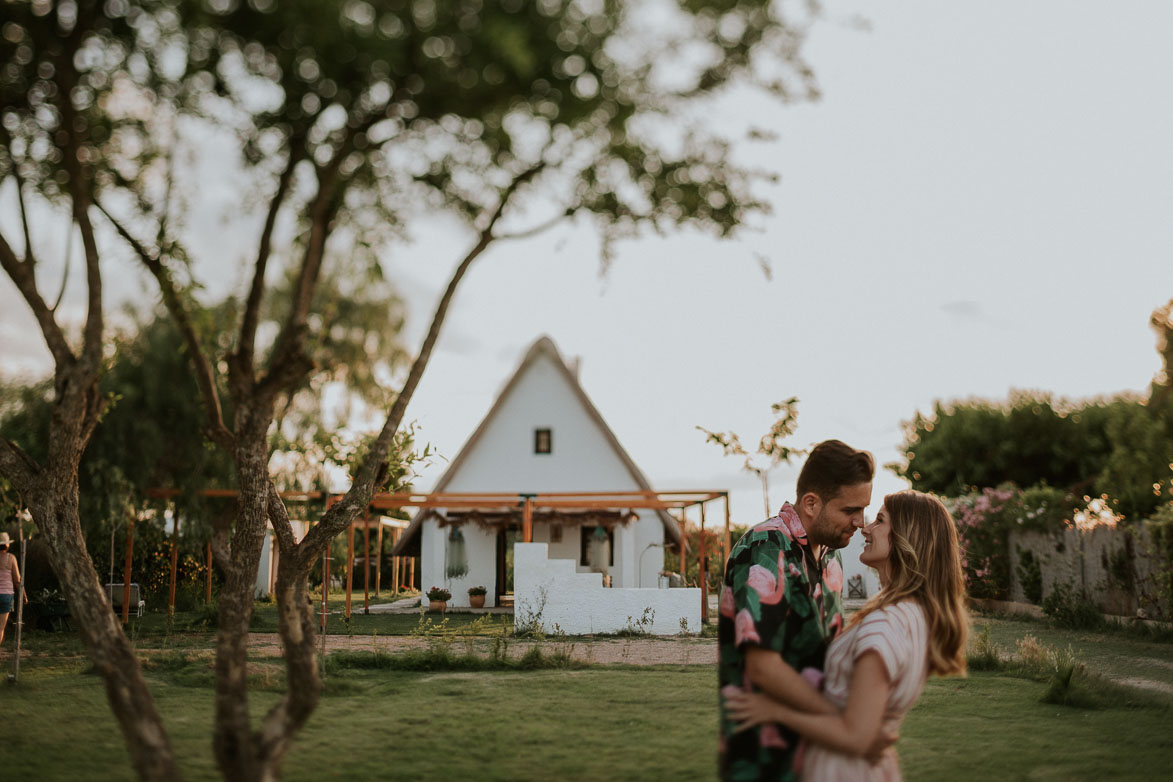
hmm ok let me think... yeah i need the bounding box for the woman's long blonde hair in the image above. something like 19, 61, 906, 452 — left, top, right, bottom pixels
848, 490, 969, 676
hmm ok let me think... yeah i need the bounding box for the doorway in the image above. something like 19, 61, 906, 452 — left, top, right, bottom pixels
495, 526, 521, 606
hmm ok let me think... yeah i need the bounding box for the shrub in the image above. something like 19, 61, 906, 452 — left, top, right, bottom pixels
1143, 508, 1173, 616
1015, 547, 1043, 604
948, 484, 1083, 600
426, 587, 451, 602
1042, 580, 1105, 630
966, 624, 1004, 671
467, 585, 487, 596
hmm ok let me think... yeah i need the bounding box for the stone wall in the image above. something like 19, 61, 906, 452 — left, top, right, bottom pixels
1008, 525, 1171, 619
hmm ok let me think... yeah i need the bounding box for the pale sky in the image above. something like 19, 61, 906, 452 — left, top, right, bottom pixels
3, 0, 1172, 571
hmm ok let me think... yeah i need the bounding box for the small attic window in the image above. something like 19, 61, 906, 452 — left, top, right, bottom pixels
534, 428, 552, 454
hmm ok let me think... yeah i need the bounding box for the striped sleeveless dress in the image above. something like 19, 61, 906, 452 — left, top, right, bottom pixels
802, 600, 929, 782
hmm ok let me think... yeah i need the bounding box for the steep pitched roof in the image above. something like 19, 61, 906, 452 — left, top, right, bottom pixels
391, 336, 681, 554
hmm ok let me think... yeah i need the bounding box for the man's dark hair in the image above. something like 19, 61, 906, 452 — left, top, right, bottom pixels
795, 440, 874, 501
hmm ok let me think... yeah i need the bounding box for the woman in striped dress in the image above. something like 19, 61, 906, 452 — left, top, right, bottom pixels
725, 491, 969, 781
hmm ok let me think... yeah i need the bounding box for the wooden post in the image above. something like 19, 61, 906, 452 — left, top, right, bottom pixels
408, 555, 415, 591
391, 528, 401, 596
375, 519, 384, 596
678, 509, 687, 580
522, 497, 533, 543
699, 502, 708, 623
205, 542, 213, 604
345, 521, 355, 621
121, 517, 135, 625
363, 509, 371, 614
168, 507, 179, 616
724, 492, 732, 576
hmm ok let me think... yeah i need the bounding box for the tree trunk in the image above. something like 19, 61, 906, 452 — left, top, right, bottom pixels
212, 425, 275, 782
30, 475, 183, 781
1, 359, 184, 782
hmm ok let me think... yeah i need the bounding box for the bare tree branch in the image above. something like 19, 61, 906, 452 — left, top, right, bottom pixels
232, 137, 304, 396
492, 207, 577, 241
93, 200, 236, 451
295, 160, 547, 567
51, 219, 75, 312
0, 230, 75, 366
10, 155, 38, 269
266, 482, 297, 556
50, 48, 104, 368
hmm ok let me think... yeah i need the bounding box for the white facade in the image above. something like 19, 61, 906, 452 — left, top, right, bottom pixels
404, 337, 679, 609
514, 543, 701, 635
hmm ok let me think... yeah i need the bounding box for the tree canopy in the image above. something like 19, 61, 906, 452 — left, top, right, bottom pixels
2, 2, 824, 780
893, 301, 1173, 521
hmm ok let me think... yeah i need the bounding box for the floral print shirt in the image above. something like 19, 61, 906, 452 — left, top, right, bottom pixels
718, 502, 846, 782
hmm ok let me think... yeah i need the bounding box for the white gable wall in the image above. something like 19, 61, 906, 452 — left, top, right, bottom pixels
420, 349, 666, 604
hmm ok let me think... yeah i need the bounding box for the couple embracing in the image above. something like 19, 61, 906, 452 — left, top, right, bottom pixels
718, 440, 969, 782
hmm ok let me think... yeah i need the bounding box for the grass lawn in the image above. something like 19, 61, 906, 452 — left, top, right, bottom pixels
971, 612, 1173, 692
6, 645, 1173, 782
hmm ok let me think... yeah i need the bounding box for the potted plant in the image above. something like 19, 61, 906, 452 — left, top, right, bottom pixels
468, 585, 487, 609
426, 586, 451, 613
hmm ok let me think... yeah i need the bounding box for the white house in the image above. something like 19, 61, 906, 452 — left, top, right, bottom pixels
390, 336, 684, 610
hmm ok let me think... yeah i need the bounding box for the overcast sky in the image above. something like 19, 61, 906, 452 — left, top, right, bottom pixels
3, 1, 1172, 562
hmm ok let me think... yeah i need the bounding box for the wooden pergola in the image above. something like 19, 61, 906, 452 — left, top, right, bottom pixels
139, 488, 732, 625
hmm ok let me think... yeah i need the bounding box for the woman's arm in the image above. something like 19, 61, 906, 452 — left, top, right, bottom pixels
725, 650, 891, 757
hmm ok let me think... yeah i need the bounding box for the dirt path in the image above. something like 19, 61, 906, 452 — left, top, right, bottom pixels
244, 632, 718, 666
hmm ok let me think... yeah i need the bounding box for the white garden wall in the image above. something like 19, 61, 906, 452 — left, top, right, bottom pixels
514, 543, 701, 635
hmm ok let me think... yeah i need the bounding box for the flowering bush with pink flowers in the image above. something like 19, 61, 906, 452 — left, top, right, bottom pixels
946, 484, 1078, 599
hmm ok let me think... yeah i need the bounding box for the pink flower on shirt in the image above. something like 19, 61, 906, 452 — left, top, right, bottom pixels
823, 558, 844, 593
759, 723, 789, 749
734, 609, 761, 646
800, 666, 825, 691
719, 586, 736, 618
747, 564, 785, 605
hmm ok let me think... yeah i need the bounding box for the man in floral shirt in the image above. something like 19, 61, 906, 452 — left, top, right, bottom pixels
718, 440, 874, 781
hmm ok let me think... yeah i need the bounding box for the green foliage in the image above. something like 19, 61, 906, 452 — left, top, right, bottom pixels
1015, 547, 1043, 604
1042, 581, 1106, 631
895, 392, 1173, 521
619, 607, 655, 637
1143, 507, 1173, 614
662, 523, 740, 594
698, 398, 802, 515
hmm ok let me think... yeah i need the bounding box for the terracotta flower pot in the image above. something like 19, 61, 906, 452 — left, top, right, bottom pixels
469, 594, 485, 609
429, 599, 447, 613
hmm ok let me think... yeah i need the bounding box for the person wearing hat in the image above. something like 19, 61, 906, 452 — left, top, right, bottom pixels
0, 532, 24, 647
